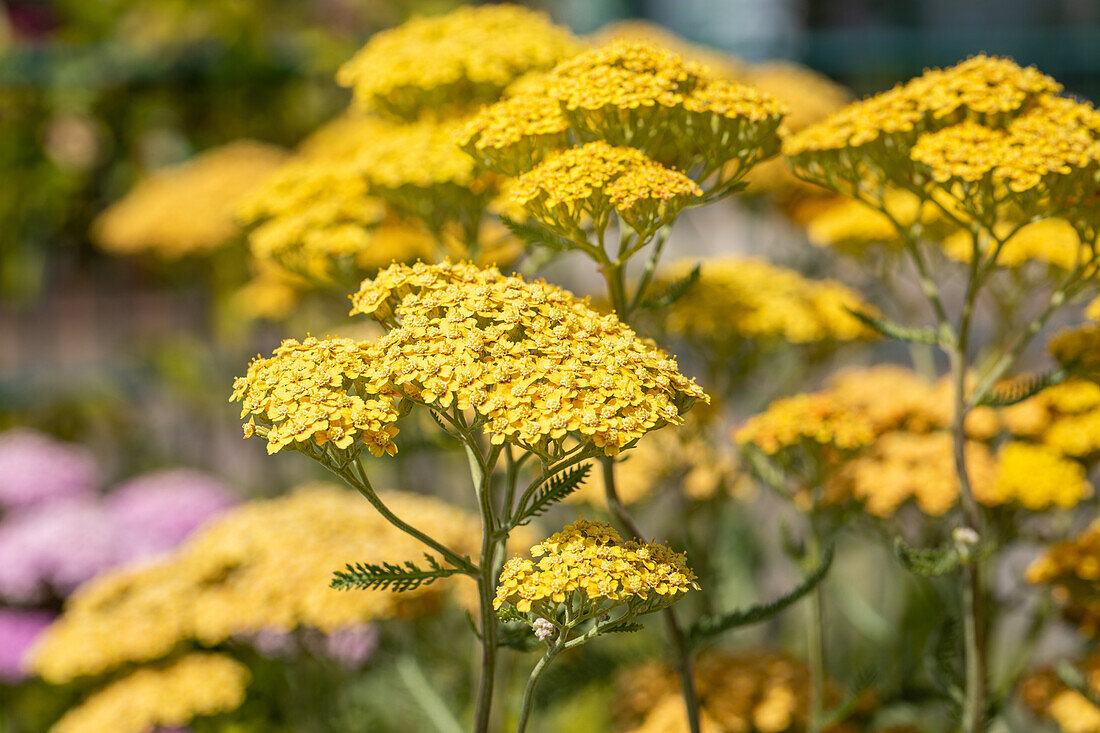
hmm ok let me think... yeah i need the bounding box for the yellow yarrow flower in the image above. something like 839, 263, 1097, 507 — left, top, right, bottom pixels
510, 141, 702, 240
29, 485, 482, 683
336, 4, 578, 120
990, 442, 1091, 510
349, 261, 707, 456
231, 336, 402, 457
546, 40, 784, 184
1027, 519, 1100, 636
941, 217, 1085, 270
734, 392, 875, 456
494, 519, 698, 616
93, 140, 287, 258
656, 257, 878, 347
1050, 323, 1100, 379
456, 93, 572, 176
50, 654, 249, 733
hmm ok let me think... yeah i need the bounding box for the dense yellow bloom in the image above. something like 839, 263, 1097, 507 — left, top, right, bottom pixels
336, 4, 577, 120
29, 485, 482, 682
228, 259, 303, 322
1028, 519, 1100, 635
825, 431, 997, 517
657, 257, 877, 346
50, 654, 249, 733
616, 650, 858, 733
999, 379, 1100, 457
784, 55, 1059, 157
734, 393, 875, 456
941, 217, 1085, 270
990, 442, 1091, 510
230, 336, 401, 456
456, 93, 571, 176
93, 141, 287, 258
545, 40, 784, 179
350, 261, 707, 455
510, 141, 702, 239
494, 519, 698, 615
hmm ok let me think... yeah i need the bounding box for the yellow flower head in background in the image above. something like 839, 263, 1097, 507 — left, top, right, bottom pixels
1027, 519, 1100, 636
941, 217, 1085, 271
231, 336, 401, 456
494, 519, 698, 615
350, 261, 707, 456
990, 441, 1092, 510
456, 93, 572, 176
50, 654, 250, 733
734, 392, 875, 456
336, 4, 578, 120
656, 257, 878, 348
546, 40, 784, 184
93, 140, 287, 258
510, 141, 702, 239
29, 485, 481, 683
616, 650, 853, 733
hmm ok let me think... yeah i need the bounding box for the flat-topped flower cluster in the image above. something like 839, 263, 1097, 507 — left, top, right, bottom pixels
232, 262, 706, 457
494, 519, 698, 615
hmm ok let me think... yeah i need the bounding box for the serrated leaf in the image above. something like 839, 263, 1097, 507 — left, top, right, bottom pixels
978, 368, 1068, 407
331, 553, 460, 592
845, 307, 945, 346
500, 215, 576, 252
513, 464, 592, 527
894, 537, 959, 577
600, 621, 644, 634
689, 545, 834, 645
640, 263, 700, 310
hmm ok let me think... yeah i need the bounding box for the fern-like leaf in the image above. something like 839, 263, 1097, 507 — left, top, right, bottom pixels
513, 464, 592, 527
845, 307, 946, 346
500, 216, 575, 252
688, 545, 834, 645
331, 554, 461, 592
600, 621, 644, 634
894, 537, 959, 577
977, 368, 1068, 407
640, 263, 701, 310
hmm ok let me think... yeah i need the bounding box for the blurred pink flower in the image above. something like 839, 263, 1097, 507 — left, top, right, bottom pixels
105, 469, 236, 550
0, 609, 54, 682
0, 429, 98, 510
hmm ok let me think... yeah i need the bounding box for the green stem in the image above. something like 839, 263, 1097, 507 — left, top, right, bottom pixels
468, 442, 503, 733
601, 456, 702, 733
515, 643, 562, 733
805, 536, 826, 733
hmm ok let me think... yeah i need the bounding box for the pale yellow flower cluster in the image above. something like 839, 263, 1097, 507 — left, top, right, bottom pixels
616, 650, 859, 733
571, 421, 740, 506
510, 141, 702, 238
29, 484, 481, 683
237, 116, 439, 282
740, 365, 1093, 517
1002, 379, 1100, 458
1022, 658, 1100, 733
349, 261, 707, 455
50, 654, 249, 733
734, 392, 875, 457
336, 4, 578, 120
784, 55, 1060, 157
657, 257, 878, 347
230, 336, 401, 456
786, 56, 1100, 239
93, 141, 287, 258
494, 519, 698, 615
989, 442, 1091, 510
941, 217, 1086, 270
586, 20, 748, 81
456, 93, 572, 176
544, 40, 784, 179
1027, 519, 1100, 635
